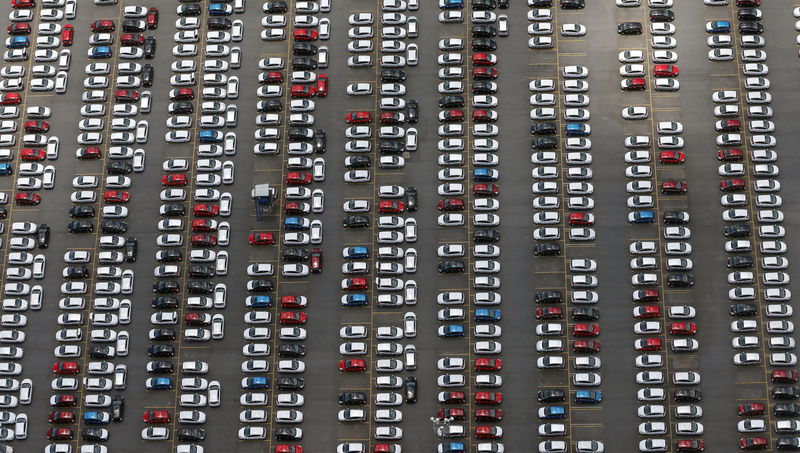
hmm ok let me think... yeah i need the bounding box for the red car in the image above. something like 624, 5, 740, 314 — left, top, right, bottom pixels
633, 289, 660, 302
8, 23, 31, 35
120, 33, 144, 45
104, 191, 130, 203
573, 340, 600, 353
291, 85, 316, 98
286, 172, 312, 185
293, 29, 318, 41
653, 64, 679, 77
263, 71, 283, 83
142, 411, 170, 423
61, 24, 74, 46
91, 20, 115, 32
338, 359, 366, 372
193, 204, 219, 217
475, 409, 503, 422
437, 408, 466, 421
249, 233, 274, 245
310, 248, 322, 273
536, 307, 562, 319
280, 311, 307, 325
659, 151, 685, 164
316, 74, 328, 97
147, 7, 159, 29
170, 88, 194, 100
191, 234, 217, 247
439, 391, 465, 404
52, 394, 76, 407
76, 147, 101, 159
718, 148, 744, 161
473, 110, 496, 122
670, 322, 697, 335
737, 0, 758, 5
661, 180, 687, 194
676, 440, 704, 452
717, 119, 741, 132
114, 89, 139, 103
380, 112, 403, 125
53, 361, 80, 374
475, 358, 502, 371
473, 67, 498, 79
739, 437, 767, 450
21, 148, 45, 161
15, 193, 39, 205
47, 428, 73, 440
0, 93, 21, 105
438, 198, 465, 211
49, 411, 75, 424
11, 0, 35, 7
472, 53, 497, 66
720, 178, 746, 191
162, 174, 187, 186
573, 323, 600, 337
737, 402, 765, 416
622, 78, 646, 91
379, 200, 404, 213
440, 110, 464, 122
346, 111, 372, 124
568, 212, 594, 225
473, 184, 499, 196
281, 295, 308, 308
342, 278, 368, 290
275, 446, 303, 453
284, 202, 310, 214
373, 445, 399, 453
192, 219, 217, 232
475, 425, 503, 439
633, 305, 660, 318
475, 392, 502, 405
634, 338, 662, 351
772, 370, 800, 383
185, 313, 212, 325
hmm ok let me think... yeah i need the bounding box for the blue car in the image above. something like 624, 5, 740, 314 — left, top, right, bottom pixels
342, 294, 368, 307
242, 376, 269, 389
575, 390, 602, 404
145, 377, 173, 390
284, 217, 309, 230
198, 130, 223, 143
245, 295, 272, 308
439, 442, 465, 453
474, 308, 501, 322
88, 46, 112, 59
440, 0, 463, 8
566, 123, 591, 136
706, 20, 730, 33
472, 169, 498, 182
539, 406, 566, 419
83, 412, 110, 424
343, 246, 369, 259
209, 3, 233, 15
438, 324, 465, 338
6, 36, 29, 48
0, 163, 13, 175
629, 210, 655, 224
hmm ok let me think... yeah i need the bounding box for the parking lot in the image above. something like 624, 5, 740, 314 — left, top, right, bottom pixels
0, 0, 799, 452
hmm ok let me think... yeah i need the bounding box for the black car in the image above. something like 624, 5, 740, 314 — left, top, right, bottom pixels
247, 280, 274, 292
407, 99, 418, 124
663, 211, 690, 224
143, 37, 156, 59
727, 256, 753, 268
535, 290, 562, 304
649, 10, 674, 22
160, 204, 186, 216
111, 396, 124, 422
439, 96, 465, 108
282, 248, 310, 261
150, 329, 176, 341
774, 387, 800, 400
474, 229, 500, 243
775, 404, 800, 417
68, 206, 95, 219
472, 0, 496, 9
338, 392, 367, 405
275, 428, 302, 440
276, 377, 304, 390
776, 437, 800, 450
618, 22, 643, 35
177, 428, 206, 442
532, 137, 558, 149
738, 8, 761, 21
345, 156, 371, 168
537, 389, 566, 402
88, 345, 115, 359
142, 64, 153, 87
37, 224, 49, 248
472, 25, 497, 38
153, 280, 179, 294
152, 297, 179, 309
257, 100, 282, 112
189, 265, 216, 278
124, 237, 137, 262
207, 17, 232, 29
534, 243, 561, 256
292, 42, 317, 56
147, 344, 175, 357
188, 281, 215, 294
405, 376, 417, 403
278, 344, 306, 358
438, 261, 466, 273
381, 69, 406, 82
472, 81, 496, 94
406, 186, 418, 212
288, 127, 313, 141
147, 361, 174, 374
0, 207, 7, 219
667, 273, 694, 287
725, 225, 751, 237
560, 0, 583, 8
291, 57, 317, 70
530, 0, 551, 5
674, 389, 702, 402
67, 220, 94, 233
100, 221, 127, 234
64, 266, 89, 279
379, 141, 404, 154
263, 1, 288, 12
532, 122, 557, 135
739, 21, 763, 34
343, 215, 370, 228
121, 19, 146, 32
313, 129, 326, 153
472, 38, 497, 51
730, 303, 758, 317
157, 250, 182, 262
572, 307, 600, 321
107, 161, 133, 174
81, 429, 107, 441
177, 4, 202, 15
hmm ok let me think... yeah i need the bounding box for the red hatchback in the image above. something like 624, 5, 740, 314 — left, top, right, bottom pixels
15, 193, 39, 205
622, 78, 646, 91
280, 311, 307, 325
8, 23, 31, 35
316, 74, 328, 97
142, 410, 170, 423
573, 323, 600, 337
661, 180, 687, 194
380, 112, 403, 125
475, 409, 503, 422
739, 437, 767, 450
77, 147, 101, 159
720, 178, 745, 191
281, 295, 308, 308
438, 198, 464, 211
475, 358, 502, 371
0, 93, 21, 105
162, 174, 187, 186
473, 110, 496, 122
120, 34, 144, 45
47, 428, 73, 440
379, 200, 404, 213
568, 212, 594, 225
287, 172, 312, 185
573, 340, 600, 353
11, 0, 35, 7
192, 219, 217, 232
114, 89, 139, 103
473, 67, 498, 79
339, 359, 366, 372
437, 408, 466, 421
670, 322, 697, 335
475, 425, 503, 439
738, 402, 765, 416
536, 307, 562, 319
676, 440, 704, 452
21, 148, 45, 161
52, 394, 76, 407
275, 446, 303, 453
263, 71, 283, 83
291, 85, 316, 98
61, 25, 74, 46
49, 411, 75, 424
185, 313, 212, 325
634, 305, 660, 318
346, 111, 371, 124
191, 234, 217, 247
772, 370, 800, 383
472, 53, 497, 66
440, 391, 465, 404
342, 278, 368, 290
170, 88, 194, 100
634, 338, 662, 351
310, 248, 322, 273
193, 204, 219, 217
659, 151, 685, 164
91, 20, 115, 32
475, 392, 502, 405
53, 361, 80, 374
473, 184, 499, 196
248, 233, 274, 245
653, 64, 679, 77
441, 110, 464, 122
104, 191, 130, 203
294, 29, 318, 41
147, 7, 159, 29
718, 148, 744, 161
285, 202, 310, 214
633, 289, 660, 302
